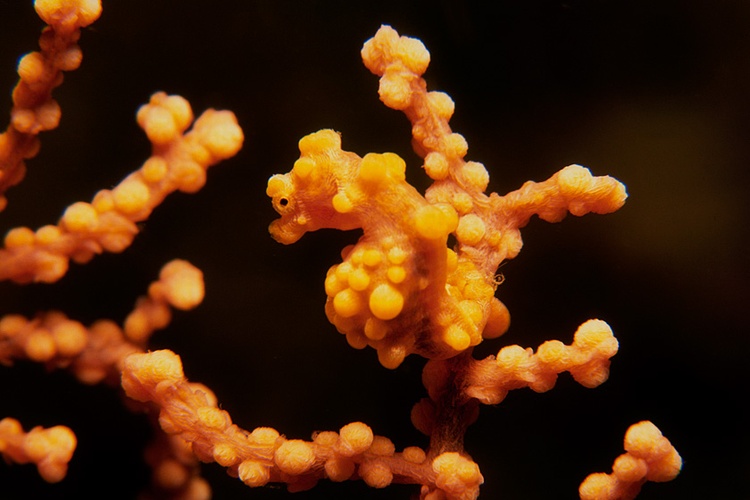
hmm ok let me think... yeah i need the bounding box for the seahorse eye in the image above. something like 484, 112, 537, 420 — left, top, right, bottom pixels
272, 195, 295, 215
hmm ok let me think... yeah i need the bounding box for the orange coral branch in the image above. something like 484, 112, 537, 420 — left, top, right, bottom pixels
265, 25, 648, 498
461, 319, 619, 405
1, 259, 209, 495
0, 259, 204, 384
579, 421, 682, 500
0, 417, 76, 483
124, 259, 204, 345
121, 349, 484, 499
0, 0, 102, 210
0, 93, 243, 284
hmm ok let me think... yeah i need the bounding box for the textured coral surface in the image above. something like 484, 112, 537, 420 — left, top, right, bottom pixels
1, 1, 747, 499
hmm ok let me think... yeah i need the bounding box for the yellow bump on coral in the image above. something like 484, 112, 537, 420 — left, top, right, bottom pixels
121, 349, 185, 402
333, 288, 363, 318
386, 265, 406, 284
61, 202, 98, 232
482, 298, 510, 339
402, 446, 426, 464
579, 473, 618, 500
348, 268, 370, 291
456, 214, 486, 246
442, 133, 469, 159
298, 128, 340, 155
159, 259, 205, 310
338, 422, 374, 456
325, 457, 356, 482
396, 35, 430, 74
0, 314, 26, 338
112, 179, 150, 215
34, 225, 61, 245
273, 440, 315, 475
368, 435, 396, 456
194, 109, 244, 160
377, 344, 407, 369
292, 157, 314, 178
197, 407, 230, 431
55, 46, 84, 72
359, 460, 393, 488
613, 454, 648, 483
324, 269, 346, 296
443, 324, 471, 351
91, 189, 115, 212
265, 174, 289, 199
313, 431, 338, 447
161, 94, 193, 133
427, 91, 455, 120
249, 427, 280, 446
17, 52, 46, 85
359, 153, 388, 184
382, 152, 406, 180
4, 227, 35, 248
462, 161, 490, 191
137, 102, 179, 145
332, 192, 354, 213
141, 157, 168, 183
574, 319, 618, 354
51, 319, 87, 357
153, 458, 189, 490
212, 443, 239, 467
34, 100, 62, 131
34, 0, 102, 29
364, 318, 388, 340
387, 246, 407, 265
423, 151, 449, 180
363, 248, 382, 267
377, 76, 412, 110
579, 421, 681, 500
557, 164, 594, 197
24, 330, 56, 362
624, 421, 682, 482
432, 452, 483, 497
368, 283, 404, 320
458, 300, 483, 328
414, 204, 455, 240
238, 460, 270, 487
0, 418, 78, 484
170, 159, 207, 194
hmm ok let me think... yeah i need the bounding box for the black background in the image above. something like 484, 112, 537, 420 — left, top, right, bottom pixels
1, 1, 747, 498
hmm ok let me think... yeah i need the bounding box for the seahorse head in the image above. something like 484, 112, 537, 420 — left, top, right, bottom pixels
267, 129, 361, 244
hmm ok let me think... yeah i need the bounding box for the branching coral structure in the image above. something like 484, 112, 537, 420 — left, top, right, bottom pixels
264, 25, 681, 497
1, 2, 682, 499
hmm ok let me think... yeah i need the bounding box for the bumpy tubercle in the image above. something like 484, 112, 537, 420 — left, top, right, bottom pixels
121, 349, 482, 497
0, 0, 104, 211
0, 92, 243, 284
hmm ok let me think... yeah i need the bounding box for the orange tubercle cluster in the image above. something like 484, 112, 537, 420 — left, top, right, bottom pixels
0, 417, 77, 483
0, 259, 204, 386
121, 349, 482, 496
124, 259, 204, 344
0, 0, 103, 211
461, 319, 619, 405
0, 93, 243, 284
579, 421, 682, 500
1, 258, 209, 490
